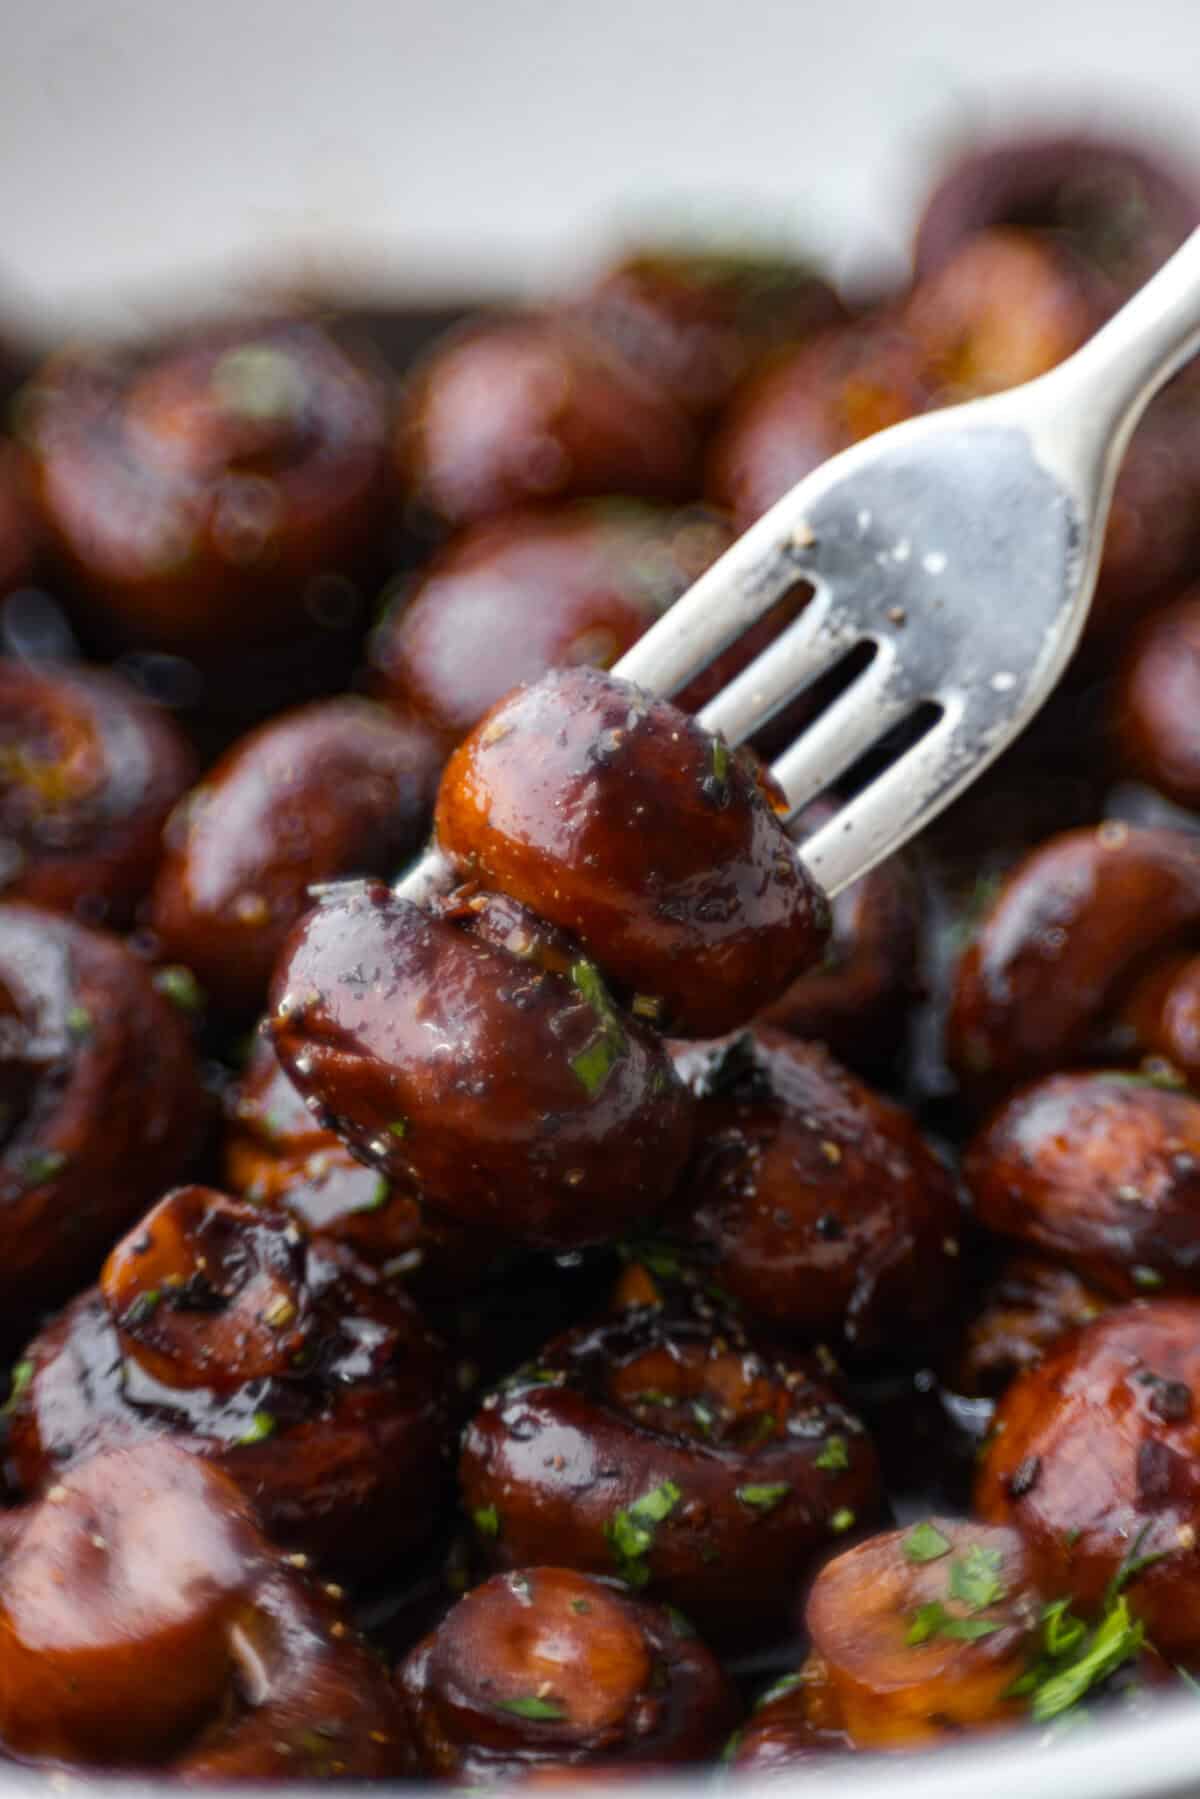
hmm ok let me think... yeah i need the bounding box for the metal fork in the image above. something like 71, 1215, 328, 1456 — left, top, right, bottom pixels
398, 228, 1200, 908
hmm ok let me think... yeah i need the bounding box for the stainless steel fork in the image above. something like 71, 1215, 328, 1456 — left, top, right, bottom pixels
398, 227, 1200, 909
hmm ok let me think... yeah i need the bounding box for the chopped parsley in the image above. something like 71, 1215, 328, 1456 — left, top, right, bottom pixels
387, 1118, 409, 1139
65, 1004, 92, 1038
235, 1409, 277, 1446
1025, 1598, 1144, 1721
496, 1696, 566, 1721
568, 959, 629, 1099
903, 1521, 953, 1564
814, 1435, 849, 1473
906, 1602, 1003, 1645
1132, 1265, 1165, 1290
948, 1544, 1006, 1611
830, 1507, 856, 1534
353, 1174, 391, 1213
605, 1479, 682, 1587
736, 1482, 790, 1512
153, 965, 205, 1013
472, 1505, 500, 1538
2, 1359, 33, 1413
17, 1148, 68, 1189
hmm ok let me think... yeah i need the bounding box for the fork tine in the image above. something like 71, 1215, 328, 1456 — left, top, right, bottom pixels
695, 589, 859, 745
613, 501, 815, 698
769, 646, 912, 817
795, 700, 965, 895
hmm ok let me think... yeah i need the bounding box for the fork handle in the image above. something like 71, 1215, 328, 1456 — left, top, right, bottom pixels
1040, 225, 1200, 454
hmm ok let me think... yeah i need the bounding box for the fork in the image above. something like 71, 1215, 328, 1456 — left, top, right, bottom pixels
398, 227, 1200, 909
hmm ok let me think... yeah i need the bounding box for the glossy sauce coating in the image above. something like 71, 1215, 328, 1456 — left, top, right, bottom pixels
976, 1299, 1200, 1655
805, 1519, 1040, 1748
225, 1031, 506, 1292
568, 247, 844, 417
965, 1072, 1200, 1298
730, 1658, 854, 1772
1117, 952, 1200, 1086
152, 697, 443, 1013
0, 1442, 406, 1776
271, 881, 693, 1248
755, 836, 920, 1074
952, 1255, 1112, 1398
459, 1300, 880, 1644
0, 903, 208, 1310
7, 1186, 451, 1572
435, 666, 829, 1037
0, 661, 195, 924
948, 824, 1200, 1094
398, 1566, 739, 1783
370, 502, 733, 745
21, 318, 389, 659
0, 442, 36, 593
674, 1028, 961, 1352
394, 316, 700, 528
1115, 587, 1200, 807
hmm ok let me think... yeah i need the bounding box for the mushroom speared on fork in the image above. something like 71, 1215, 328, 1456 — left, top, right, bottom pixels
398, 227, 1200, 911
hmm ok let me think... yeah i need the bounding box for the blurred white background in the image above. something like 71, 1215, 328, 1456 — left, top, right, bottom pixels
1, 0, 1198, 335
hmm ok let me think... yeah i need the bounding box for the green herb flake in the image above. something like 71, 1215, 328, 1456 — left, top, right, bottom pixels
496, 1696, 566, 1722
65, 1004, 92, 1038
236, 1409, 277, 1447
154, 965, 205, 1013
814, 1435, 849, 1473
472, 1505, 500, 1539
736, 1482, 790, 1513
830, 1507, 856, 1534
1030, 1598, 1144, 1722
906, 1601, 949, 1645
570, 1031, 623, 1098
605, 1479, 682, 1586
941, 1616, 1004, 1641
571, 1598, 592, 1615
1041, 1598, 1087, 1661
755, 1672, 803, 1710
709, 736, 730, 795
1104, 1520, 1167, 1606
903, 1521, 953, 1564
690, 1398, 716, 1436
387, 1118, 409, 1139
568, 960, 628, 1099
354, 1174, 391, 1213
948, 1544, 1007, 1612
17, 1148, 68, 1189
1132, 1265, 1165, 1290
3, 1359, 33, 1413
124, 1288, 162, 1328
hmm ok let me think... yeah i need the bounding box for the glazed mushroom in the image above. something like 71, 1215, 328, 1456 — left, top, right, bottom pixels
151, 697, 444, 1014
803, 1519, 1042, 1748
706, 318, 931, 532
729, 1661, 854, 1772
947, 823, 1200, 1096
567, 244, 844, 418
976, 1298, 1200, 1656
271, 881, 694, 1249
6, 1185, 451, 1573
19, 317, 389, 660
370, 502, 734, 746
964, 1071, 1200, 1299
0, 902, 208, 1312
397, 1566, 739, 1783
0, 443, 36, 594
754, 832, 921, 1074
670, 1027, 961, 1353
434, 665, 830, 1037
912, 131, 1200, 299
394, 315, 700, 529
0, 660, 195, 925
0, 1440, 406, 1776
224, 1031, 507, 1293
951, 1256, 1113, 1399
1115, 585, 1200, 809
458, 1298, 880, 1644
